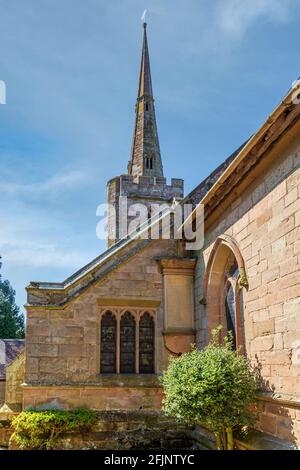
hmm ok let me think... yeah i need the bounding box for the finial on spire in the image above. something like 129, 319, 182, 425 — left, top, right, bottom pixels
141, 9, 147, 26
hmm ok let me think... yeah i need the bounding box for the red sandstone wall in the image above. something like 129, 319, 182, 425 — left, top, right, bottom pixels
195, 132, 300, 445
22, 384, 163, 411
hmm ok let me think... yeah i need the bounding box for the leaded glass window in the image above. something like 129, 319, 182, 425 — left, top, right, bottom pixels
139, 313, 154, 373
100, 311, 117, 373
120, 312, 136, 374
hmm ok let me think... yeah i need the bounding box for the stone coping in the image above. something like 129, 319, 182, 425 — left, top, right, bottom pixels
234, 429, 298, 450
23, 374, 163, 389
196, 425, 298, 450
256, 392, 300, 409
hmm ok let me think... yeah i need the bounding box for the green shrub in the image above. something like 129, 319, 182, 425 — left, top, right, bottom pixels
11, 408, 97, 450
161, 327, 257, 450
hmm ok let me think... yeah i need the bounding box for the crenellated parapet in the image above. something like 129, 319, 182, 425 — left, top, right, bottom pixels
107, 174, 184, 246
117, 174, 183, 200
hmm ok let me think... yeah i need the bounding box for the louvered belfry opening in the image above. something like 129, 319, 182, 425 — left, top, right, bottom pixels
100, 311, 117, 373
139, 312, 154, 373
120, 312, 136, 374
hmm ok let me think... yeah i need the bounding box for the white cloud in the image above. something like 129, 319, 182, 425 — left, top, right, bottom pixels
0, 170, 91, 196
0, 202, 100, 272
216, 0, 295, 38
0, 241, 88, 270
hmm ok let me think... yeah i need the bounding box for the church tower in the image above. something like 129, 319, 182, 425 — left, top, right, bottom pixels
107, 22, 184, 247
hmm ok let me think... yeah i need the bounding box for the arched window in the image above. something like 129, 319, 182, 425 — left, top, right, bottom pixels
120, 312, 136, 373
203, 235, 247, 353
223, 260, 240, 350
139, 313, 154, 373
100, 311, 117, 373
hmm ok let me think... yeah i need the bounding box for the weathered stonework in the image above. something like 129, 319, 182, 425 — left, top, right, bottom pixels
0, 381, 5, 406
18, 23, 300, 451
107, 175, 184, 247
9, 410, 209, 450
5, 351, 25, 410
23, 381, 163, 412
24, 235, 198, 412
0, 340, 25, 409
194, 121, 300, 445
128, 23, 163, 181
158, 258, 196, 355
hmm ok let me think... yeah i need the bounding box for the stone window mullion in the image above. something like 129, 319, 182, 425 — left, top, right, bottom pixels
135, 312, 140, 374
139, 312, 155, 374
116, 313, 120, 374
120, 311, 136, 374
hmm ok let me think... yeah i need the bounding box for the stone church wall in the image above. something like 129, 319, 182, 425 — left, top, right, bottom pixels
0, 381, 5, 406
195, 129, 300, 445
23, 240, 174, 410
5, 351, 25, 409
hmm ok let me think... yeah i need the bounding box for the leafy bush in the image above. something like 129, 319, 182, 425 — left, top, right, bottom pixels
11, 408, 97, 450
161, 327, 257, 450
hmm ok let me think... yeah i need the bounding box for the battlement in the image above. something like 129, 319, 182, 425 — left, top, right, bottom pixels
108, 174, 184, 201
106, 174, 184, 246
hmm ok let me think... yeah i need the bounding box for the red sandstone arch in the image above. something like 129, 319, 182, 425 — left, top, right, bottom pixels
202, 235, 248, 350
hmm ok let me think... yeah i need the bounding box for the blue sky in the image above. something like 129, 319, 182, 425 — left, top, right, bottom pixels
0, 0, 299, 310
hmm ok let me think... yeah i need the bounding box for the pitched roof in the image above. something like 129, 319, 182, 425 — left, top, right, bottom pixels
183, 140, 249, 207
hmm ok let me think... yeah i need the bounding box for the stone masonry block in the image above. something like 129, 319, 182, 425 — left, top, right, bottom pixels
251, 336, 274, 353
59, 344, 84, 357
27, 344, 58, 358
271, 237, 286, 254
253, 319, 275, 337
39, 358, 67, 374
283, 331, 300, 349
283, 299, 300, 316
268, 304, 283, 318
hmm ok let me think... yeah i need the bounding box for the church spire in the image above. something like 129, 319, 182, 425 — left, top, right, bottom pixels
138, 22, 153, 98
128, 22, 164, 180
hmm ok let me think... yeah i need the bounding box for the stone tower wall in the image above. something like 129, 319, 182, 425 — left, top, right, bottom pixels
107, 175, 184, 247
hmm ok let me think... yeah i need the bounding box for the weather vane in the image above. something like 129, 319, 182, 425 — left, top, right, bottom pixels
141, 9, 147, 25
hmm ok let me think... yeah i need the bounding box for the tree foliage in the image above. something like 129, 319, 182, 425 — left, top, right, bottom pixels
11, 408, 97, 450
161, 327, 257, 449
0, 257, 25, 338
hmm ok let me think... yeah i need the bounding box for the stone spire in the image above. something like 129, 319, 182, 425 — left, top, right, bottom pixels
128, 22, 164, 180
